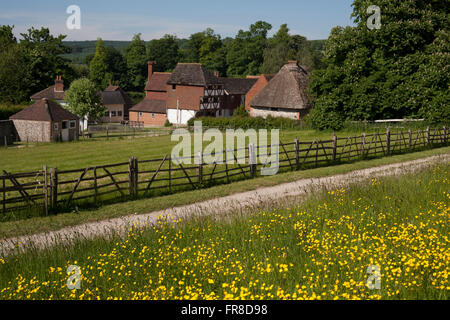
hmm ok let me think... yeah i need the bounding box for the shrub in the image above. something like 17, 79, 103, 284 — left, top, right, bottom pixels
188, 114, 303, 130
164, 119, 172, 127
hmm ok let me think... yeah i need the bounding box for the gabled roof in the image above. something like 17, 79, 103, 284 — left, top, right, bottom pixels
130, 99, 166, 114
145, 72, 171, 92
30, 85, 66, 101
250, 62, 311, 110
10, 98, 78, 121
167, 63, 219, 87
219, 77, 258, 95
101, 86, 133, 106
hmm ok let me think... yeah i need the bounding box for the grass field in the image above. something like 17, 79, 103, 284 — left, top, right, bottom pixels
0, 163, 448, 300
0, 127, 418, 172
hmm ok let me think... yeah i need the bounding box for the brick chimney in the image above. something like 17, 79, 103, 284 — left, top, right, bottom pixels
148, 61, 156, 82
54, 75, 64, 92
288, 60, 298, 65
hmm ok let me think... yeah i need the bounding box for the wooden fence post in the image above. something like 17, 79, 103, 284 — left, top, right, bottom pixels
294, 138, 299, 170
426, 127, 430, 146
169, 155, 172, 193
4, 136, 7, 148
129, 157, 135, 198
444, 126, 448, 145
197, 152, 203, 183
332, 134, 337, 162
2, 174, 5, 214
43, 165, 48, 216
94, 167, 98, 204
408, 130, 413, 149
50, 168, 58, 208
249, 143, 256, 177
361, 133, 366, 159
134, 158, 139, 197
386, 128, 391, 155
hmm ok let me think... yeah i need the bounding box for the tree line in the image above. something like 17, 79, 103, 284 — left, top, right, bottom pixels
86, 21, 325, 92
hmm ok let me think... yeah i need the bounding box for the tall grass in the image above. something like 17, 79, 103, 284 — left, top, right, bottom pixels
0, 163, 448, 300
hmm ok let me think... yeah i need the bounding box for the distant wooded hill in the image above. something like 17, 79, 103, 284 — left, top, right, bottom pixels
62, 39, 326, 65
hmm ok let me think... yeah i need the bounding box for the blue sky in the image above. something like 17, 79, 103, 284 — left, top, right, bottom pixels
1, 0, 355, 41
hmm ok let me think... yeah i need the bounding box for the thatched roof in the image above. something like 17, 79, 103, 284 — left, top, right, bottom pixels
101, 86, 133, 106
130, 99, 166, 114
10, 98, 78, 121
250, 61, 311, 110
219, 77, 258, 95
167, 63, 219, 87
145, 72, 171, 92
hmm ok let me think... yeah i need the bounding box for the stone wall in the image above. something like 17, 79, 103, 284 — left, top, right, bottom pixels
12, 120, 51, 142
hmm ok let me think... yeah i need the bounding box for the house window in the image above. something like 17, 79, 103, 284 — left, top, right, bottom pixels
118, 111, 123, 117
69, 120, 76, 128
111, 111, 117, 117
139, 112, 143, 117
152, 113, 155, 118
62, 121, 68, 129
54, 123, 59, 130
172, 84, 176, 91
105, 111, 109, 117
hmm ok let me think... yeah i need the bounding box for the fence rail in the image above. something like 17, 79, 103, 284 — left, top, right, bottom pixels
1, 126, 448, 215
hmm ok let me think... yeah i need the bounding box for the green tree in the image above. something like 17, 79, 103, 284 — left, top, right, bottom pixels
19, 27, 73, 96
0, 44, 31, 103
104, 46, 128, 88
308, 0, 450, 130
226, 21, 272, 76
0, 25, 16, 52
65, 78, 106, 131
147, 34, 180, 72
125, 34, 148, 91
89, 38, 109, 89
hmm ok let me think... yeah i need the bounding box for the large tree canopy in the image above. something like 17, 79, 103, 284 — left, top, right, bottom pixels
308, 0, 450, 130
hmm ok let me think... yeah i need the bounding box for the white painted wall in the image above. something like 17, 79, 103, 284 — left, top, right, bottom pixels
167, 109, 196, 125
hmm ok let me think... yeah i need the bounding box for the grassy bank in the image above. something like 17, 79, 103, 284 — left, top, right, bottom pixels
0, 163, 448, 300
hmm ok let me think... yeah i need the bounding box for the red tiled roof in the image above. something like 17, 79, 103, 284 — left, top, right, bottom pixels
130, 99, 166, 114
10, 99, 78, 121
30, 85, 66, 101
145, 73, 171, 92
167, 63, 220, 87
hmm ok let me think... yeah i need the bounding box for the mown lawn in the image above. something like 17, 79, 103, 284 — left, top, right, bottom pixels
0, 163, 448, 300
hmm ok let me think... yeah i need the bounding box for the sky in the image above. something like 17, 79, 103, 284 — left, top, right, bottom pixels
1, 0, 356, 41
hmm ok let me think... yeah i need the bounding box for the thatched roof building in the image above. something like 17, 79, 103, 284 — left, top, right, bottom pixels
250, 61, 311, 120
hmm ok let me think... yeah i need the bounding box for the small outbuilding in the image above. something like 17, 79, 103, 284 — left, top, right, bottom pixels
101, 85, 134, 123
250, 61, 312, 120
10, 98, 79, 142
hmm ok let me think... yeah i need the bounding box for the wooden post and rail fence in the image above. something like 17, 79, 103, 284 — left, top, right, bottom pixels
0, 126, 448, 216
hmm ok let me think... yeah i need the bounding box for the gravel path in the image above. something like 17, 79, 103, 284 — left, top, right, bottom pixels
1, 154, 449, 257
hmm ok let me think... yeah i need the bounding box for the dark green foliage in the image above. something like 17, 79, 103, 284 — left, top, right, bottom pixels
233, 105, 249, 117
309, 0, 450, 130
164, 119, 173, 127
125, 34, 148, 92
89, 38, 109, 89
0, 105, 28, 120
188, 115, 303, 130
0, 26, 73, 104
127, 92, 145, 105
147, 35, 180, 72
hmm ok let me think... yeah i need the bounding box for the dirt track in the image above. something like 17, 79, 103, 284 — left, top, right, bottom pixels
1, 153, 449, 257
